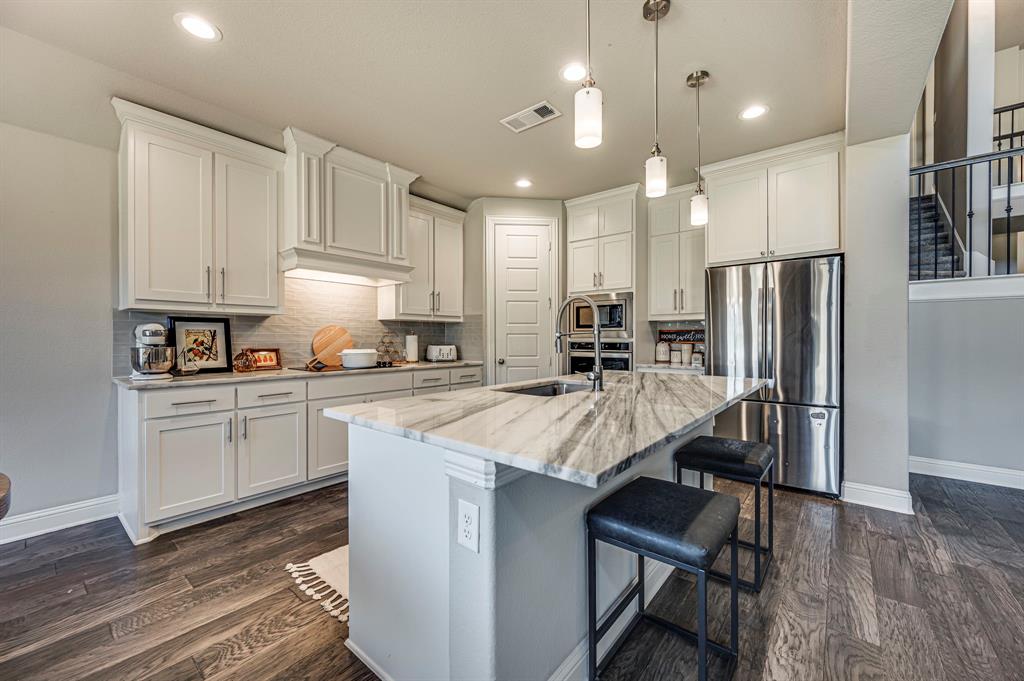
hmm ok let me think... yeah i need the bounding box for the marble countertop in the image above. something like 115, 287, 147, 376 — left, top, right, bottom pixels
636, 363, 705, 372
325, 371, 766, 488
113, 360, 483, 390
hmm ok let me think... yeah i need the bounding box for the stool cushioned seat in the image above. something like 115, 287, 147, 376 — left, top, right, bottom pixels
675, 436, 774, 478
587, 476, 740, 571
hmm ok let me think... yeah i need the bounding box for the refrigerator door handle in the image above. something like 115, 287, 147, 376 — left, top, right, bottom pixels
765, 264, 775, 382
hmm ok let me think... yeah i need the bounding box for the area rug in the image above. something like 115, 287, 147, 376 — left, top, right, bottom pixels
286, 545, 349, 623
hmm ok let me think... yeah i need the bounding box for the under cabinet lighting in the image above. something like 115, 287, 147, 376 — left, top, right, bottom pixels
174, 13, 222, 42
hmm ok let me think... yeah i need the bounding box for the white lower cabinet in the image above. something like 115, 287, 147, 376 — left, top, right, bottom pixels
144, 412, 236, 523
237, 403, 307, 498
308, 396, 355, 480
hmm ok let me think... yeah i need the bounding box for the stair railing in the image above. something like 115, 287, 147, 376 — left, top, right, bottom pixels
994, 101, 1024, 185
909, 145, 1024, 281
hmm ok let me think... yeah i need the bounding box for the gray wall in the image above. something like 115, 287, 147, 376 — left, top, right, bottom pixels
909, 297, 1024, 471
0, 122, 120, 515
933, 0, 968, 241
844, 134, 911, 494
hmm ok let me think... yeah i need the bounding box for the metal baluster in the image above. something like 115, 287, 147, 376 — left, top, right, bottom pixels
1007, 148, 1014, 275
917, 174, 923, 281
967, 163, 974, 278
997, 114, 1003, 186
988, 161, 993, 276
943, 168, 951, 280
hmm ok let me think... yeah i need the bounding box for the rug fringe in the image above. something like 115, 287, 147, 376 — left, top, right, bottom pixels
285, 562, 349, 622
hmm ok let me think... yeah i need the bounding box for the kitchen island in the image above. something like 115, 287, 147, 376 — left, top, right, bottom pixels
325, 371, 765, 681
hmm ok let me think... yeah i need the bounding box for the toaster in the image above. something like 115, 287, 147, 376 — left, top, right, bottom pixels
425, 345, 458, 362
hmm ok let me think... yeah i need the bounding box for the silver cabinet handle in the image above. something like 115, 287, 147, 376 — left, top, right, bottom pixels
436, 291, 441, 310
673, 289, 677, 310
599, 272, 604, 287
458, 373, 476, 380
593, 273, 597, 287
769, 250, 775, 256
429, 291, 434, 312
220, 268, 226, 301
679, 288, 685, 310
206, 266, 212, 300
242, 415, 248, 440
171, 399, 217, 406
227, 417, 232, 443
422, 377, 443, 383
257, 391, 293, 399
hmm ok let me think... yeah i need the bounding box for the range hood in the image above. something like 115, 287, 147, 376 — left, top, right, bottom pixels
280, 127, 418, 287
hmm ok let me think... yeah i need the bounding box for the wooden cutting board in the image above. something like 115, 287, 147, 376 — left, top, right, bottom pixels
309, 325, 354, 368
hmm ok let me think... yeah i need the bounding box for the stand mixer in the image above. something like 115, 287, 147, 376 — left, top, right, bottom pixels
130, 323, 175, 380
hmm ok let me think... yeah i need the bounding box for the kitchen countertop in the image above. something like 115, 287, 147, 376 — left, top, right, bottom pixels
325, 371, 765, 487
636, 363, 705, 373
112, 360, 484, 390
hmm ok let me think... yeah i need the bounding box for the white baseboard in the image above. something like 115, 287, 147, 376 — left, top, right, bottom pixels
548, 559, 675, 681
345, 639, 397, 681
910, 456, 1024, 490
0, 494, 119, 545
841, 481, 914, 515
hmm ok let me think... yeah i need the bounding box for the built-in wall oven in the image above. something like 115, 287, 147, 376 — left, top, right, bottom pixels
568, 341, 633, 373
570, 293, 631, 339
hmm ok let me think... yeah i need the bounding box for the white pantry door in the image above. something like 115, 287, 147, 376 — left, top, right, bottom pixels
493, 220, 554, 385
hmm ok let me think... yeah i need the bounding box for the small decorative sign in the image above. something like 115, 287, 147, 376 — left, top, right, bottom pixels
658, 328, 705, 344
250, 348, 282, 370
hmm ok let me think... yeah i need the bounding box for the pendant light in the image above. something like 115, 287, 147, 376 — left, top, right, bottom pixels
687, 70, 710, 225
643, 0, 669, 198
575, 0, 602, 149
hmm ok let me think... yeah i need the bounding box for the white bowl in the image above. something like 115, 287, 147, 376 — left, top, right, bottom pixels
340, 348, 377, 368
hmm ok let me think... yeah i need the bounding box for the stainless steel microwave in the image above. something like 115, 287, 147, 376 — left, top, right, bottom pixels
570, 293, 632, 339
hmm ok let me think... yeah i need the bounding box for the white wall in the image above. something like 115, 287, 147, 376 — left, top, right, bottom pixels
994, 46, 1023, 108
843, 134, 911, 495
909, 297, 1024, 472
0, 122, 119, 515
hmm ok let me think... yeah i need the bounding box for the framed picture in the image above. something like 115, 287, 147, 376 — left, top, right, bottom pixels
167, 316, 233, 373
250, 348, 282, 371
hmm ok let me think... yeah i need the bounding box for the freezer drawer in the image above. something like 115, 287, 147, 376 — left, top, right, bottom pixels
713, 400, 840, 496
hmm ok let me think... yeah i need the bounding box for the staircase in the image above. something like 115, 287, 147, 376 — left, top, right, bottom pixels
909, 195, 965, 280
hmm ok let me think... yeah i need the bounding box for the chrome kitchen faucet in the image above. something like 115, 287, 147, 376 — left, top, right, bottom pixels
555, 295, 604, 391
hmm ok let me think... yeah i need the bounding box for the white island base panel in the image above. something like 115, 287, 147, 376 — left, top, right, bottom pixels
345, 423, 710, 681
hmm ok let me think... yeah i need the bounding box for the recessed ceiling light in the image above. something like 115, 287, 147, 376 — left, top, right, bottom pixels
560, 62, 587, 83
739, 104, 769, 120
174, 13, 222, 42
515, 178, 533, 188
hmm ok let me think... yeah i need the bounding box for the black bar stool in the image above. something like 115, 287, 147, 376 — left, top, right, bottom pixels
586, 476, 740, 681
674, 436, 775, 592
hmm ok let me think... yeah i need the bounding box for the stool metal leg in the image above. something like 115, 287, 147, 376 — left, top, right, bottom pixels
730, 527, 739, 655
753, 477, 762, 590
587, 529, 597, 681
697, 569, 708, 681
637, 555, 646, 615
768, 463, 775, 557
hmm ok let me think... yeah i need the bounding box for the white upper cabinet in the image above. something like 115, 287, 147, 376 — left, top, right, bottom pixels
565, 184, 642, 295
647, 187, 706, 320
706, 168, 769, 264
113, 98, 284, 314
767, 151, 840, 257
324, 147, 388, 261
378, 197, 465, 322
215, 153, 279, 308
280, 127, 419, 284
703, 133, 843, 266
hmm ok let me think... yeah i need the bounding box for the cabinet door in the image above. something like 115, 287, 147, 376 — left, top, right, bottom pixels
599, 233, 633, 290
648, 233, 680, 317
144, 412, 234, 522
679, 228, 707, 315
706, 168, 768, 264
600, 197, 634, 236
324, 157, 388, 260
400, 211, 434, 316
568, 205, 599, 241
237, 403, 307, 499
130, 129, 214, 304
649, 198, 680, 237
307, 396, 355, 480
432, 216, 464, 319
768, 151, 840, 257
215, 154, 279, 308
568, 239, 599, 293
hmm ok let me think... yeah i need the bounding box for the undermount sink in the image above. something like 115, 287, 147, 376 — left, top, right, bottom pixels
498, 381, 594, 397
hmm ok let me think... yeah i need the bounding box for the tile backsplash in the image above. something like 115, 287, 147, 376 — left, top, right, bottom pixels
113, 278, 450, 376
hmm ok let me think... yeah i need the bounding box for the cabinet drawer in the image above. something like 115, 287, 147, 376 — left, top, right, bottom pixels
237, 380, 306, 408
450, 367, 483, 385
307, 372, 414, 400
451, 380, 483, 391
413, 385, 450, 396
413, 369, 450, 388
144, 386, 235, 419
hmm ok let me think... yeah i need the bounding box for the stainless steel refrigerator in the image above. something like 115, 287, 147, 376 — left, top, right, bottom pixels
706, 255, 842, 496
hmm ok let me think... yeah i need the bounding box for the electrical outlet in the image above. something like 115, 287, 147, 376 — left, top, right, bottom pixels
457, 499, 479, 553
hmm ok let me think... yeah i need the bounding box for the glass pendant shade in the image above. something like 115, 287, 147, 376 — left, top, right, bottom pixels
574, 86, 603, 149
645, 154, 667, 198
690, 191, 709, 226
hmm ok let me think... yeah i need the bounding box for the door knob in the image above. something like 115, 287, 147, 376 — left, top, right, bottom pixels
497, 358, 505, 364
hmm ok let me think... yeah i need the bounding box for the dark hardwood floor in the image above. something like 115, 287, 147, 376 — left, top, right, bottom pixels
1, 474, 1022, 680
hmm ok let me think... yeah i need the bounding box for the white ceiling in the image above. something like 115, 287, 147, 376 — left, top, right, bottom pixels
0, 0, 847, 206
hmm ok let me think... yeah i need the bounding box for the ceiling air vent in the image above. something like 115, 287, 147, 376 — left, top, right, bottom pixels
499, 100, 563, 133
